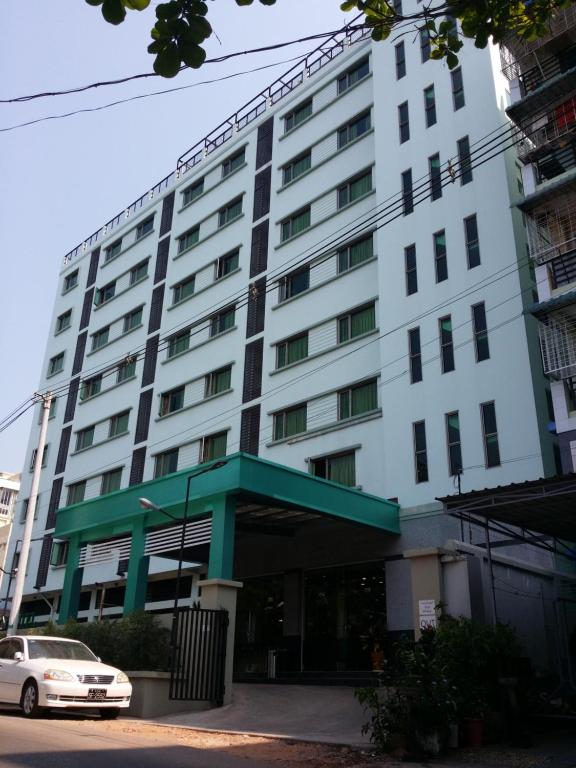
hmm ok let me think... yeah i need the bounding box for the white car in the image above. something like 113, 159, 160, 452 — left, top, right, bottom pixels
0, 635, 132, 718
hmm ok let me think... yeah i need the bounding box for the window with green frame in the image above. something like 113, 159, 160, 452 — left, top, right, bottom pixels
92, 327, 109, 351
154, 448, 179, 478
80, 374, 102, 400
67, 480, 86, 505
130, 260, 148, 285
109, 410, 129, 437
222, 149, 245, 178
50, 540, 69, 567
311, 451, 356, 487
281, 207, 310, 242
282, 151, 311, 185
105, 239, 122, 262
168, 329, 191, 357
216, 250, 239, 279
202, 431, 227, 462
205, 366, 232, 398
101, 468, 122, 496
160, 386, 185, 416
338, 303, 376, 343
337, 234, 373, 273
210, 307, 235, 337
284, 99, 312, 132
278, 267, 309, 302
337, 170, 372, 209
63, 270, 79, 292
337, 57, 369, 94
218, 198, 243, 228
48, 352, 65, 376
173, 275, 195, 304
178, 226, 200, 253
337, 111, 371, 149
75, 426, 94, 451
338, 380, 378, 420
273, 404, 307, 441
95, 281, 116, 306
276, 333, 308, 368
123, 307, 143, 333
136, 216, 154, 240
182, 177, 204, 206
55, 310, 72, 334
117, 358, 136, 383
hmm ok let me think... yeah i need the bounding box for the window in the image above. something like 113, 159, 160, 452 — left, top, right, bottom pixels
168, 329, 190, 357
136, 216, 154, 240
117, 358, 136, 382
29, 445, 48, 472
393, 0, 402, 13
402, 169, 413, 215
109, 410, 129, 437
284, 99, 312, 132
565, 376, 576, 412
420, 27, 431, 62
451, 67, 465, 110
92, 326, 109, 351
481, 401, 501, 468
405, 244, 417, 295
395, 41, 406, 79
130, 260, 148, 285
221, 149, 245, 178
80, 374, 102, 400
338, 303, 376, 343
218, 197, 243, 228
76, 426, 94, 451
205, 366, 232, 398
434, 230, 448, 283
413, 421, 428, 483
337, 111, 371, 149
105, 239, 122, 262
210, 306, 235, 337
439, 315, 455, 373
154, 449, 179, 478
182, 177, 204, 206
338, 379, 378, 420
55, 310, 72, 334
464, 214, 481, 268
273, 405, 307, 440
279, 267, 309, 302
338, 170, 372, 208
446, 411, 462, 476
458, 136, 473, 185
283, 152, 311, 185
67, 481, 86, 505
277, 333, 308, 368
429, 153, 442, 200
123, 307, 142, 333
160, 386, 185, 416
337, 57, 369, 94
424, 85, 436, 127
398, 101, 410, 143
338, 234, 373, 272
50, 540, 69, 567
408, 327, 422, 383
281, 207, 311, 242
173, 275, 195, 304
216, 249, 239, 279
472, 302, 490, 362
202, 431, 227, 462
311, 451, 356, 487
178, 226, 200, 254
101, 468, 122, 496
95, 281, 116, 306
63, 270, 78, 292
48, 353, 64, 376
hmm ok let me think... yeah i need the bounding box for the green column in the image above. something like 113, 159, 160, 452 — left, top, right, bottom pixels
208, 494, 236, 580
123, 519, 149, 616
58, 534, 83, 623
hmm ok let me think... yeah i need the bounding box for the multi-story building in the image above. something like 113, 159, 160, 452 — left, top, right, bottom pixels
7, 3, 569, 674
0, 472, 20, 623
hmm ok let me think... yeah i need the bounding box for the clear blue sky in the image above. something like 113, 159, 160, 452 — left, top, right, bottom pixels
0, 0, 348, 473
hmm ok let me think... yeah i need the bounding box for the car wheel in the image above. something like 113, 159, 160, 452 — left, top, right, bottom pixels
21, 680, 42, 718
99, 708, 120, 720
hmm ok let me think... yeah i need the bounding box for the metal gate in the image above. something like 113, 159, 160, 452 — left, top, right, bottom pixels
169, 606, 228, 706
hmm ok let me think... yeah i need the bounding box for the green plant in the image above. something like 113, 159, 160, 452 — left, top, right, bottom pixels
355, 685, 409, 751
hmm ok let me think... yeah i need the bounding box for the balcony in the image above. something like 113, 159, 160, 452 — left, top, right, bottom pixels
537, 310, 576, 379
525, 187, 576, 264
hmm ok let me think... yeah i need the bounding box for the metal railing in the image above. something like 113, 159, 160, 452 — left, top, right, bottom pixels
518, 44, 576, 95
517, 94, 576, 160
526, 192, 576, 263
539, 314, 576, 379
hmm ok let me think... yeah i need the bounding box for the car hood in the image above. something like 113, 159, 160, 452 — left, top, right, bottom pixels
26, 659, 125, 677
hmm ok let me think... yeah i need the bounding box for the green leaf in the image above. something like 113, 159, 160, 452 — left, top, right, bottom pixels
156, 1, 180, 19
102, 0, 126, 24
122, 0, 150, 9
180, 41, 206, 68
259, 0, 276, 5
340, 1, 358, 10
85, 0, 104, 6
235, 0, 254, 5
153, 43, 181, 77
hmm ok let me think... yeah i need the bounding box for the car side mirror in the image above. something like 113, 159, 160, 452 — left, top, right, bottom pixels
13, 652, 24, 662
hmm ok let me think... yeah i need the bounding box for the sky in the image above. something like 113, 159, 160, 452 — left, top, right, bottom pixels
0, 0, 349, 473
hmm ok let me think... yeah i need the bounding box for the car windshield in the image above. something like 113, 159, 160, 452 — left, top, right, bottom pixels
27, 639, 98, 661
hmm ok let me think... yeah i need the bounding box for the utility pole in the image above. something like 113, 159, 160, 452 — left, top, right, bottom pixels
7, 392, 52, 635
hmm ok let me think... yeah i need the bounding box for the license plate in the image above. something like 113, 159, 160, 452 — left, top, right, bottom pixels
87, 688, 106, 701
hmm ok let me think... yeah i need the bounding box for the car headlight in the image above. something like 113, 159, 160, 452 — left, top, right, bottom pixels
117, 671, 129, 684
44, 669, 75, 681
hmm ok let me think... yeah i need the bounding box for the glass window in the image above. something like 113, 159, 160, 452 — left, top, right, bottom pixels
283, 152, 311, 185
76, 426, 94, 451
29, 445, 48, 472
338, 170, 372, 209
173, 275, 195, 304
337, 111, 371, 149
221, 149, 245, 178
434, 230, 448, 283
284, 99, 312, 133
50, 541, 69, 568
451, 67, 465, 110
130, 260, 148, 285
311, 451, 356, 486
101, 468, 122, 496
445, 411, 462, 476
55, 310, 72, 334
205, 366, 232, 397
182, 177, 204, 206
136, 216, 154, 240
92, 327, 109, 351
273, 405, 307, 440
63, 270, 79, 292
481, 401, 500, 468
338, 234, 373, 273
338, 303, 376, 343
160, 386, 185, 416
202, 432, 227, 462
424, 85, 436, 127
216, 250, 239, 279
123, 307, 142, 333
472, 302, 490, 362
210, 306, 235, 337
277, 333, 308, 368
398, 101, 410, 143
178, 226, 199, 253
168, 329, 190, 357
395, 41, 406, 79
413, 420, 428, 483
338, 379, 378, 420
409, 327, 422, 383
439, 315, 455, 373
95, 281, 116, 306
337, 57, 369, 94
218, 197, 243, 228
105, 239, 122, 262
109, 410, 129, 437
464, 214, 481, 268
67, 481, 86, 506
281, 207, 311, 242
117, 359, 136, 383
80, 375, 102, 400
429, 153, 442, 200
48, 353, 64, 376
458, 136, 473, 185
402, 169, 413, 215
420, 27, 431, 62
279, 267, 310, 302
154, 449, 179, 478
405, 244, 417, 295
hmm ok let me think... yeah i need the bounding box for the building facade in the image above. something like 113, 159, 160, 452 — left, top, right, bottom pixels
6, 2, 569, 674
0, 472, 20, 623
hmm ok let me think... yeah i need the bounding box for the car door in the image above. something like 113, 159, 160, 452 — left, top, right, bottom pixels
0, 639, 25, 704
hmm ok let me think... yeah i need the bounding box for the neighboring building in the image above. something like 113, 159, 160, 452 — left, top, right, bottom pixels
6, 2, 573, 676
0, 472, 20, 623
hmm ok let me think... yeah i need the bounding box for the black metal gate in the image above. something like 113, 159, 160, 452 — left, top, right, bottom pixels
169, 606, 228, 706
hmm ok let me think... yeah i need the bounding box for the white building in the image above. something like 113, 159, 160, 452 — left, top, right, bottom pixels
0, 472, 20, 618
6, 4, 568, 673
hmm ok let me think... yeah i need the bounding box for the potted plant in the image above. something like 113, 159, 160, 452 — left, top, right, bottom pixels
361, 622, 387, 671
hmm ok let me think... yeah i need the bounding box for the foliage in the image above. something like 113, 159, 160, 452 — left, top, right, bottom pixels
84, 0, 571, 76
26, 611, 171, 671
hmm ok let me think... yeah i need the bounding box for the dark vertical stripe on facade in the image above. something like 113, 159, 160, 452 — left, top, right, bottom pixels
255, 117, 274, 169
154, 237, 170, 284
142, 335, 159, 387
79, 288, 94, 330
129, 446, 147, 486
160, 191, 175, 237
72, 331, 88, 375
135, 390, 153, 444
242, 338, 263, 403
253, 166, 271, 222
64, 378, 80, 424
86, 247, 100, 288
55, 426, 72, 474
45, 478, 63, 529
148, 284, 165, 333
250, 220, 269, 278
240, 405, 261, 455
246, 277, 266, 338
34, 534, 53, 589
